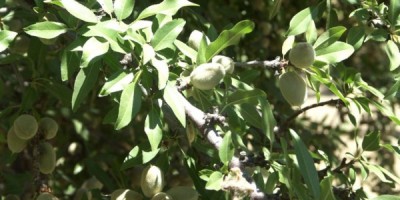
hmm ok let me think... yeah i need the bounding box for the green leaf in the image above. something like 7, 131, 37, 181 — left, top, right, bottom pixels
286, 3, 323, 36
315, 42, 354, 64
121, 146, 160, 170
364, 163, 392, 183
238, 104, 263, 129
136, 0, 198, 20
163, 82, 186, 126
80, 37, 109, 68
225, 89, 266, 111
60, 0, 98, 23
356, 75, 385, 100
0, 30, 17, 52
290, 129, 321, 199
371, 100, 400, 125
259, 98, 276, 150
269, 0, 282, 19
115, 80, 142, 130
310, 68, 349, 105
99, 71, 134, 97
371, 195, 400, 200
205, 171, 223, 191
196, 35, 208, 64
346, 26, 365, 51
114, 0, 135, 20
71, 64, 100, 111
282, 36, 295, 56
205, 20, 254, 62
24, 21, 67, 39
145, 108, 163, 151
142, 43, 155, 65
313, 26, 346, 50
151, 19, 185, 51
306, 21, 318, 44
319, 176, 336, 200
384, 40, 400, 71
61, 50, 80, 81
151, 58, 169, 90
97, 0, 114, 15
174, 40, 197, 62
362, 131, 380, 151
385, 79, 400, 99
389, 0, 400, 25
219, 132, 234, 165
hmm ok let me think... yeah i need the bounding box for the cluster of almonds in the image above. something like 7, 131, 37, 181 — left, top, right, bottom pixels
110, 165, 198, 200
7, 114, 58, 174
279, 42, 315, 107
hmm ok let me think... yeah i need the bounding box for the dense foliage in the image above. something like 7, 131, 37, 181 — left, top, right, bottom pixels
1, 0, 400, 199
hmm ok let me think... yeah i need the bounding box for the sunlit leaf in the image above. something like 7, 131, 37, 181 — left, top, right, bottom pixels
60, 0, 98, 23
151, 19, 185, 51
163, 82, 186, 126
72, 64, 100, 111
145, 108, 163, 151
114, 0, 135, 20
384, 40, 400, 71
80, 37, 109, 68
24, 21, 67, 39
115, 80, 142, 130
137, 0, 198, 20
0, 30, 17, 52
99, 71, 134, 97
315, 42, 354, 64
219, 132, 234, 165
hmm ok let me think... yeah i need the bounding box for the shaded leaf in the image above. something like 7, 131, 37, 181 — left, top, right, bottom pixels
320, 176, 336, 200
362, 131, 380, 151
72, 64, 100, 111
290, 129, 320, 199
346, 26, 365, 51
225, 89, 266, 109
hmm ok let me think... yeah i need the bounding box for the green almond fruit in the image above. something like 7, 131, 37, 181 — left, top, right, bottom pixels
278, 71, 308, 107
110, 189, 143, 200
190, 63, 225, 90
36, 193, 57, 200
141, 165, 165, 198
14, 114, 38, 140
188, 30, 209, 51
39, 117, 58, 140
289, 42, 315, 68
151, 192, 173, 200
7, 126, 28, 153
166, 186, 198, 200
212, 55, 235, 74
38, 142, 56, 174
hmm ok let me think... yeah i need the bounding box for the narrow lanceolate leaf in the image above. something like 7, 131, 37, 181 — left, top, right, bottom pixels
389, 0, 400, 25
225, 89, 266, 109
219, 132, 234, 165
72, 64, 100, 111
163, 82, 186, 126
205, 20, 254, 62
371, 195, 400, 200
60, 0, 98, 23
346, 26, 365, 51
205, 171, 223, 191
282, 35, 295, 56
362, 131, 380, 151
142, 43, 155, 65
174, 40, 197, 62
81, 37, 109, 68
0, 30, 17, 52
115, 81, 142, 130
151, 58, 169, 90
99, 71, 134, 97
145, 108, 163, 151
287, 7, 313, 36
315, 42, 354, 64
136, 0, 198, 20
114, 0, 135, 20
384, 40, 400, 71
24, 21, 67, 39
61, 50, 80, 81
290, 129, 321, 199
151, 19, 185, 51
259, 98, 276, 150
313, 26, 346, 50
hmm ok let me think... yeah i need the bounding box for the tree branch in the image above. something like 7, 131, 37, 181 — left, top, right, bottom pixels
278, 98, 344, 131
234, 57, 287, 70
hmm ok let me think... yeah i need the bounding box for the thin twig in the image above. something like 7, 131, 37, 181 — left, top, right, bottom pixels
279, 98, 343, 131
234, 57, 287, 69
